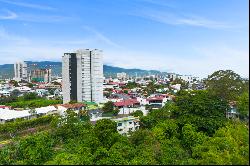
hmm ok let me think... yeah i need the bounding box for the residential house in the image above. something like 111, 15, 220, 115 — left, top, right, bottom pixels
35, 106, 58, 116
0, 90, 11, 97
112, 116, 140, 136
14, 86, 32, 93
146, 94, 170, 109
226, 101, 239, 119
0, 109, 32, 124
88, 109, 104, 121
114, 99, 140, 115
36, 89, 48, 97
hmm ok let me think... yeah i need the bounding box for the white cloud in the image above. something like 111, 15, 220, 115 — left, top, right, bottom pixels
0, 8, 73, 23
0, 27, 248, 79
104, 44, 249, 79
82, 26, 122, 48
135, 9, 233, 29
137, 0, 176, 8
177, 17, 232, 29
0, 27, 87, 63
0, 9, 17, 20
0, 26, 30, 44
0, 0, 56, 10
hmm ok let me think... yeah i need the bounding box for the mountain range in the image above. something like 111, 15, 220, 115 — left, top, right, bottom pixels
0, 61, 166, 79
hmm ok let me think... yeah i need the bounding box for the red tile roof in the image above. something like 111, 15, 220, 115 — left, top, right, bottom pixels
0, 105, 11, 109
114, 99, 140, 107
146, 96, 165, 101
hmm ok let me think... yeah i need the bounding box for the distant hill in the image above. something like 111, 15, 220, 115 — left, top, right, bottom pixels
0, 61, 165, 79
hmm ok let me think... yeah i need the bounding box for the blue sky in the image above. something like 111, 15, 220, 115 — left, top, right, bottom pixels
0, 0, 249, 78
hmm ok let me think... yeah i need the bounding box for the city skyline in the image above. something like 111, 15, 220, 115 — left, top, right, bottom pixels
0, 0, 249, 78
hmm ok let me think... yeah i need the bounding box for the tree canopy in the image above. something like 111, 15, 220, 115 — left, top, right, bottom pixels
205, 70, 245, 101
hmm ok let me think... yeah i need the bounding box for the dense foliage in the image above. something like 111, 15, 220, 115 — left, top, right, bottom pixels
237, 92, 249, 118
0, 115, 55, 136
0, 70, 248, 165
102, 101, 119, 116
5, 99, 62, 109
205, 70, 245, 101
130, 110, 143, 117
0, 89, 248, 165
0, 92, 62, 108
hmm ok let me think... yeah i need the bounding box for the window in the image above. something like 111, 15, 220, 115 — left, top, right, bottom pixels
118, 123, 122, 126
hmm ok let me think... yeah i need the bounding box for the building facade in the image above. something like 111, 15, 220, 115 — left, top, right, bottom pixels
29, 69, 52, 83
117, 72, 127, 80
14, 61, 28, 81
62, 49, 103, 104
112, 116, 140, 136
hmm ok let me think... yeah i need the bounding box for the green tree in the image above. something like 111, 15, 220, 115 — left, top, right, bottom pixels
124, 82, 138, 89
22, 92, 40, 100
16, 132, 54, 165
159, 137, 190, 165
173, 90, 228, 135
10, 89, 21, 97
9, 80, 18, 87
93, 119, 119, 148
129, 129, 160, 165
140, 103, 173, 129
112, 107, 120, 116
45, 152, 81, 165
53, 110, 88, 141
152, 119, 179, 141
181, 124, 208, 151
102, 101, 114, 113
205, 70, 244, 101
27, 83, 33, 88
130, 110, 143, 117
191, 121, 249, 165
237, 92, 249, 119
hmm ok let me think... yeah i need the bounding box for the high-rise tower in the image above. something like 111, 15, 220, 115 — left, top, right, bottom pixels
62, 49, 103, 104
14, 61, 28, 81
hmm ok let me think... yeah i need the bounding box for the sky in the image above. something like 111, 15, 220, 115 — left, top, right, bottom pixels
0, 0, 249, 78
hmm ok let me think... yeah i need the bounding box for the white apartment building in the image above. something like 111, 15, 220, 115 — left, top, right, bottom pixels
117, 72, 127, 80
177, 75, 195, 83
14, 61, 28, 81
62, 49, 103, 104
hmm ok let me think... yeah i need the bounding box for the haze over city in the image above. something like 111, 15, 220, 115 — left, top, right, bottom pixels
0, 0, 249, 78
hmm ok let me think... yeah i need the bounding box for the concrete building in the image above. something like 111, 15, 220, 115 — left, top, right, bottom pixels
167, 73, 177, 81
177, 75, 195, 83
112, 116, 140, 136
29, 69, 52, 83
62, 49, 103, 104
14, 61, 28, 81
117, 72, 127, 80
